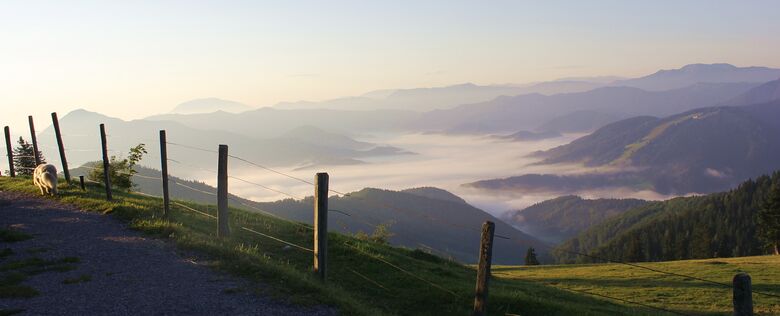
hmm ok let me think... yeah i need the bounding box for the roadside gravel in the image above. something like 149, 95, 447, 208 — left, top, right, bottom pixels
0, 191, 337, 315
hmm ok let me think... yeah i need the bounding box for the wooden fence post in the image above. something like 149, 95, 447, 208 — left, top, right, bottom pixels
217, 144, 229, 237
79, 175, 85, 191
28, 116, 41, 166
733, 273, 753, 316
159, 130, 170, 217
51, 112, 71, 185
4, 126, 14, 177
473, 221, 495, 316
314, 172, 329, 281
99, 124, 112, 201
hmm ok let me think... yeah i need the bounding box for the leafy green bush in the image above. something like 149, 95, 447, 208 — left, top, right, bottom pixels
88, 144, 147, 190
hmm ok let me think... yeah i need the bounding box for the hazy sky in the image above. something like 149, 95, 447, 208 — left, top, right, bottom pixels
2, 1, 780, 132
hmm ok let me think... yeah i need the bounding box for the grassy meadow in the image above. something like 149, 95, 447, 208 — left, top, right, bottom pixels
1, 176, 778, 315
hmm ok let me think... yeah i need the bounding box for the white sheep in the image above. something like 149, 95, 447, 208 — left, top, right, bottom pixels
33, 164, 58, 196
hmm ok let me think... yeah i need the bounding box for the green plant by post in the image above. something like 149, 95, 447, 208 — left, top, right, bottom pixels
88, 144, 147, 190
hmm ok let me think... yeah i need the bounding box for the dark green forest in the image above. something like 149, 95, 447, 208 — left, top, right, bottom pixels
507, 195, 647, 244
554, 171, 780, 263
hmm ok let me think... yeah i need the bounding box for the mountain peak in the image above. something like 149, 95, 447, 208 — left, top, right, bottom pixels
613, 63, 780, 91
679, 63, 737, 71
63, 108, 112, 120
172, 98, 253, 114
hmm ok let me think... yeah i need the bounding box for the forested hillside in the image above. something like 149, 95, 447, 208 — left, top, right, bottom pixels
554, 171, 780, 263
507, 196, 647, 244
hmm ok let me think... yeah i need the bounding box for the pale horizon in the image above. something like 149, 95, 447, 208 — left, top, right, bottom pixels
3, 1, 780, 132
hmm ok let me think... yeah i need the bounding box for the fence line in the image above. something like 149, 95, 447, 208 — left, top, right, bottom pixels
347, 267, 388, 291
172, 200, 314, 253
170, 179, 217, 196
344, 241, 458, 297
228, 175, 303, 200
227, 153, 315, 186
7, 124, 775, 315
166, 141, 219, 154
167, 158, 218, 174
226, 196, 314, 231
172, 201, 217, 219
240, 227, 313, 253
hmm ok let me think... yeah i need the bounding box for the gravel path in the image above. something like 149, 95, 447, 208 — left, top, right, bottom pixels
0, 191, 336, 315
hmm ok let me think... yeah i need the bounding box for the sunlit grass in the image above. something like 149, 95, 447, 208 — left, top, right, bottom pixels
494, 256, 780, 315
0, 176, 696, 315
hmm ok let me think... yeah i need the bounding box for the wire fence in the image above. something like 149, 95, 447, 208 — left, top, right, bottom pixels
3, 121, 779, 315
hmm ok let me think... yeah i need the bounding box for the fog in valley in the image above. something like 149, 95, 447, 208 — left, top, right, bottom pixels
129, 132, 674, 218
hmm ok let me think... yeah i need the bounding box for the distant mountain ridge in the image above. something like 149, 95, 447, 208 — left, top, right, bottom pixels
400, 187, 468, 205
723, 78, 780, 106
611, 63, 780, 91
413, 82, 759, 134
275, 81, 605, 112
467, 100, 780, 195
39, 109, 409, 171
172, 98, 253, 114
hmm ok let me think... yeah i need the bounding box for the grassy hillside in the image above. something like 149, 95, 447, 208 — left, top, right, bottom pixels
107, 165, 547, 265
506, 196, 647, 244
494, 255, 780, 315
0, 176, 658, 315
554, 172, 779, 264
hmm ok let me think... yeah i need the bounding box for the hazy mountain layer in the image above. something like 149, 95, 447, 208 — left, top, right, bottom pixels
275, 81, 604, 112
171, 97, 254, 114
611, 63, 780, 91
413, 82, 758, 134
467, 100, 780, 195
38, 109, 408, 170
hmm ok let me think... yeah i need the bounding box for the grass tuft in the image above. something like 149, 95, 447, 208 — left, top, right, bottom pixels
0, 228, 33, 243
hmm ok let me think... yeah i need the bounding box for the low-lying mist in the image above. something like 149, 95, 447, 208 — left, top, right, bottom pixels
138, 132, 680, 218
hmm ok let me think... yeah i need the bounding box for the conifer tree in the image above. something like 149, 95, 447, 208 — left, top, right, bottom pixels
758, 181, 780, 255
524, 247, 540, 265
625, 234, 644, 262
13, 137, 45, 176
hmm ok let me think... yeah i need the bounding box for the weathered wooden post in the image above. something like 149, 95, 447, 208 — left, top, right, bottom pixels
159, 130, 170, 217
314, 172, 329, 281
99, 124, 112, 201
473, 221, 495, 316
28, 116, 41, 166
4, 126, 14, 177
733, 273, 753, 316
79, 175, 86, 191
217, 144, 230, 237
51, 112, 71, 185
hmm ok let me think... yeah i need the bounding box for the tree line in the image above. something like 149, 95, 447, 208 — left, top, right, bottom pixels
554, 171, 780, 263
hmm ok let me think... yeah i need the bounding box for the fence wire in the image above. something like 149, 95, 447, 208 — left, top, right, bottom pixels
344, 241, 458, 297
17, 132, 776, 313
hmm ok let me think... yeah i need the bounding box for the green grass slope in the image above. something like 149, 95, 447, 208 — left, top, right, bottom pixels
102, 164, 546, 265
495, 255, 780, 315
0, 176, 655, 315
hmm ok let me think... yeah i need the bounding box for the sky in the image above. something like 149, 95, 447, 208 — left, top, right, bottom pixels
2, 0, 780, 133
